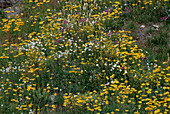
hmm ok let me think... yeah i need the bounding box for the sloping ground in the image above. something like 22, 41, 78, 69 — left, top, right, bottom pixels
123, 21, 170, 65
0, 0, 169, 113
1, 0, 24, 19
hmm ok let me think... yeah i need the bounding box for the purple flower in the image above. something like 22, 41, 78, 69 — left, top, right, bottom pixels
115, 41, 118, 44
62, 8, 65, 13
80, 19, 83, 22
122, 67, 124, 69
78, 12, 81, 16
63, 20, 66, 25
142, 57, 144, 60
72, 0, 75, 3
83, 19, 87, 22
145, 57, 148, 60
62, 27, 65, 32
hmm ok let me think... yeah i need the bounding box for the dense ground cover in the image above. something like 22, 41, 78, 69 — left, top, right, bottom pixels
0, 0, 169, 113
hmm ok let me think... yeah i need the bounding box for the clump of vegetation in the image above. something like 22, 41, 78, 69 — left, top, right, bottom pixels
0, 0, 169, 113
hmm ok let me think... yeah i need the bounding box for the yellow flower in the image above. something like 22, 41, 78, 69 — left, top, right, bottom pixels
28, 103, 33, 108
26, 96, 31, 100
54, 93, 57, 96
45, 104, 48, 107
27, 86, 32, 91
110, 74, 115, 78
115, 109, 119, 111
106, 100, 109, 104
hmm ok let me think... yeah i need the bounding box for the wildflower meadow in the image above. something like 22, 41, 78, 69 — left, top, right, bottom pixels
0, 0, 169, 113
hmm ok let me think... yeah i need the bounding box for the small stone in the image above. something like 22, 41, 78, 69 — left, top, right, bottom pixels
50, 95, 55, 104
152, 25, 159, 30
140, 25, 145, 28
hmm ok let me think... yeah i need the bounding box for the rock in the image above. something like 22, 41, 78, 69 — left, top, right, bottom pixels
3, 6, 20, 19
0, 0, 11, 8
2, 0, 24, 19
49, 95, 55, 104
0, 0, 19, 8
140, 25, 145, 28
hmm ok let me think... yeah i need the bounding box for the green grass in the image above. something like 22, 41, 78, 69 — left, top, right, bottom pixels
125, 21, 136, 31
0, 0, 169, 113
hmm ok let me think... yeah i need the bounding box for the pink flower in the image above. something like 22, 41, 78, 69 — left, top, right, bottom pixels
109, 8, 112, 12
123, 7, 130, 13
127, 10, 130, 13
161, 16, 168, 20
56, 40, 60, 44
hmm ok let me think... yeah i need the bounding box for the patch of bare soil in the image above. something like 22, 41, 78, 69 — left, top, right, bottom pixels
121, 20, 170, 65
